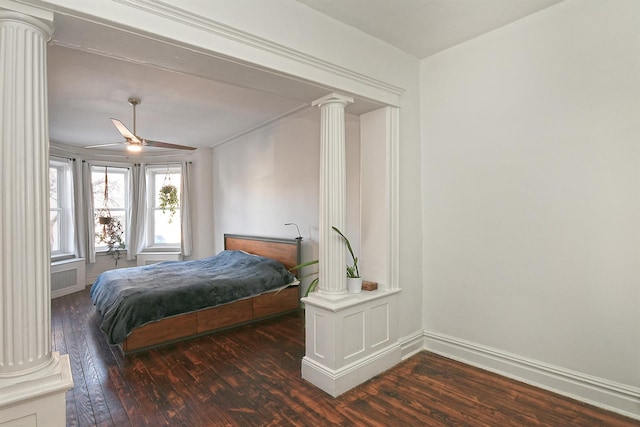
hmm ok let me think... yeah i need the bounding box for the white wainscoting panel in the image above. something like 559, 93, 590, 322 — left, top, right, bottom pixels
343, 311, 365, 360
302, 289, 401, 397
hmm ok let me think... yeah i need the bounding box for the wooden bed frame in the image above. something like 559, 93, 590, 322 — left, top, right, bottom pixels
118, 234, 302, 355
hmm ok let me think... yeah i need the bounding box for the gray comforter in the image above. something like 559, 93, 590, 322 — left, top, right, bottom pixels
90, 250, 296, 344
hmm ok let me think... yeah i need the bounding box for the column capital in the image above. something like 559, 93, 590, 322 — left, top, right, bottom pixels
0, 0, 54, 37
312, 92, 354, 108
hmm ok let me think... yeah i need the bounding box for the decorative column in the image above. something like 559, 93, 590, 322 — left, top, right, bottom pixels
301, 98, 401, 398
311, 93, 353, 297
0, 5, 73, 427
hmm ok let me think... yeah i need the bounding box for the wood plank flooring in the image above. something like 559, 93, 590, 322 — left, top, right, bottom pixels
52, 288, 639, 426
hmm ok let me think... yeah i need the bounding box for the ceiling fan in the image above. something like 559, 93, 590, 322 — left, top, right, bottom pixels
85, 97, 196, 152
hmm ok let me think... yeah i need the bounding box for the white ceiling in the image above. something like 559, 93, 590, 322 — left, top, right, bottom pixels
47, 0, 564, 154
295, 0, 564, 59
48, 44, 309, 151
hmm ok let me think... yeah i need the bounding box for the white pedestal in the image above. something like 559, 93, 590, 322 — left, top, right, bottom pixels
301, 289, 401, 397
0, 353, 73, 427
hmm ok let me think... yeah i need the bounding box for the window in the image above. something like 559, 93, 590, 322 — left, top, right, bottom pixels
49, 159, 74, 258
92, 165, 129, 250
146, 165, 181, 248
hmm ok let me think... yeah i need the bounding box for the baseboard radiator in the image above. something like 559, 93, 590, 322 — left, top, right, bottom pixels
136, 252, 182, 266
51, 258, 86, 299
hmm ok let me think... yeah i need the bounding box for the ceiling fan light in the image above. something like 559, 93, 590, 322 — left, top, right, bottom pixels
127, 144, 142, 152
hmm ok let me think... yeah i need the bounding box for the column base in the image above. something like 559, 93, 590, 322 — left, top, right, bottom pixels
315, 288, 349, 300
302, 343, 401, 397
0, 352, 73, 427
301, 289, 401, 396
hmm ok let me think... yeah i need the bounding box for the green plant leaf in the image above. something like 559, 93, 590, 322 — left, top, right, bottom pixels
304, 278, 320, 298
290, 259, 318, 270
159, 184, 179, 223
332, 226, 360, 278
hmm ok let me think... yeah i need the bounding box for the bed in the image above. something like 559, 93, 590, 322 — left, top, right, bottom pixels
90, 234, 301, 354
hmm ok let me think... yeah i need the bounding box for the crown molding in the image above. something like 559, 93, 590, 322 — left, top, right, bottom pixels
211, 103, 313, 148
114, 0, 404, 103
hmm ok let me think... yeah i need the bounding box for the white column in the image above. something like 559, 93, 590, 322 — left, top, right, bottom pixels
301, 103, 402, 397
0, 5, 73, 426
312, 93, 353, 298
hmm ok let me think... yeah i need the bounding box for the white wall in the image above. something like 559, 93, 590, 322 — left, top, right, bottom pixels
212, 107, 319, 247
360, 107, 394, 289
421, 0, 640, 411
187, 147, 216, 259
211, 108, 361, 295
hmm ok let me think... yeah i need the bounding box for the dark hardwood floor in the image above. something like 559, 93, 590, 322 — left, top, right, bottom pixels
52, 288, 639, 426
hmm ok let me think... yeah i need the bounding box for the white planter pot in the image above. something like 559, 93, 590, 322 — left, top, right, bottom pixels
347, 277, 362, 294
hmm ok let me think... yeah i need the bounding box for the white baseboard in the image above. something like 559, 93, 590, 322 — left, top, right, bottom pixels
399, 330, 424, 360
301, 343, 401, 397
50, 283, 85, 299
423, 331, 640, 421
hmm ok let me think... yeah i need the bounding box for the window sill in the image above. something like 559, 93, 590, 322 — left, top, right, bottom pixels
51, 254, 76, 263
51, 257, 85, 266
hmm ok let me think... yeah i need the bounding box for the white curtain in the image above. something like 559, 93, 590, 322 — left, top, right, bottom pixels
82, 161, 96, 263
71, 158, 85, 259
136, 165, 148, 255
126, 164, 139, 260
180, 161, 192, 257
129, 163, 148, 257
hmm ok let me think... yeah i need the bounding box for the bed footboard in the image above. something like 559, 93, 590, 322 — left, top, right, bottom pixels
120, 286, 300, 354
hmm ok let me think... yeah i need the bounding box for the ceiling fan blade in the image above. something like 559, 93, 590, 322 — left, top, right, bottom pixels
109, 100, 195, 151
144, 139, 197, 150
111, 118, 141, 144
84, 142, 125, 149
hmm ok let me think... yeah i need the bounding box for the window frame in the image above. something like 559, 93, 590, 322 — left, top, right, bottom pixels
145, 164, 182, 250
49, 159, 74, 260
91, 164, 130, 253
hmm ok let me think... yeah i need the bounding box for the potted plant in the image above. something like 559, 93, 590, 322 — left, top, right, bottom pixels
332, 226, 361, 293
98, 216, 126, 266
290, 226, 361, 296
159, 183, 179, 223
98, 215, 112, 225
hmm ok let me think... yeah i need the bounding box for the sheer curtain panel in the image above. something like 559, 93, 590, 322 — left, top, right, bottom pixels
82, 161, 96, 263
180, 161, 192, 257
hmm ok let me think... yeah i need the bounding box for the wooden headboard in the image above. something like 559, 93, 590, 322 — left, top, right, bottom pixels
223, 234, 301, 273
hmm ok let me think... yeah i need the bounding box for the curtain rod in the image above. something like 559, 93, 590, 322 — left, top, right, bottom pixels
145, 161, 193, 166
50, 154, 75, 161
